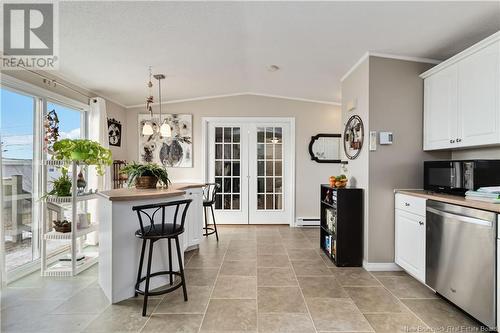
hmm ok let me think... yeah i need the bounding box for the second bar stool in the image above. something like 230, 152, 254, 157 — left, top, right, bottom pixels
203, 183, 220, 241
133, 199, 192, 316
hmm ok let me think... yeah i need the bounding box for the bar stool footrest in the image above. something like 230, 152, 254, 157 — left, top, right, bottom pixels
135, 270, 183, 296
203, 226, 216, 236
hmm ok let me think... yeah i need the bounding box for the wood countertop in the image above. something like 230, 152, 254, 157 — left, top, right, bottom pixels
98, 183, 205, 201
396, 189, 500, 214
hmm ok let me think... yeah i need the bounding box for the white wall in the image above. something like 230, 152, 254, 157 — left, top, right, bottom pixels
125, 94, 342, 219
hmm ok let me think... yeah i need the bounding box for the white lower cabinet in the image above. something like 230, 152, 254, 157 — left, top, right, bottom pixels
183, 188, 203, 249
395, 193, 427, 283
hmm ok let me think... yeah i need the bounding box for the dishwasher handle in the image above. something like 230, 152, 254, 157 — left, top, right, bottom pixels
426, 207, 493, 227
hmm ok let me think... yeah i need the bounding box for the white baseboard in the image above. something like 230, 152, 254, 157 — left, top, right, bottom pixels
362, 260, 402, 271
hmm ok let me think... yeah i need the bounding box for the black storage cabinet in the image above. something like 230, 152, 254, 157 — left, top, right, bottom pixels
320, 185, 363, 267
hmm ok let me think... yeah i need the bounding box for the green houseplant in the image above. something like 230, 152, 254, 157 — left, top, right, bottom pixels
121, 162, 171, 189
52, 139, 113, 176
48, 168, 72, 197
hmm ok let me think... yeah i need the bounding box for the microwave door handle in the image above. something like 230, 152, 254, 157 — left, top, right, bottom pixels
426, 207, 493, 227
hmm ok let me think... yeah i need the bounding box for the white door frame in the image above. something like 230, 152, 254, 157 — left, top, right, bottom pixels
201, 117, 295, 225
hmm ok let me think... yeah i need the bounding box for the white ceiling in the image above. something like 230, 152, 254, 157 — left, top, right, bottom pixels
56, 1, 500, 107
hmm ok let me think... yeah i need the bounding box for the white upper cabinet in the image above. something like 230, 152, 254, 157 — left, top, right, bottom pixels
458, 42, 500, 147
423, 65, 458, 150
421, 32, 500, 151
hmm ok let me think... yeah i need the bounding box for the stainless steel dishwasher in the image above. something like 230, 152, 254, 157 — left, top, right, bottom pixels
426, 200, 496, 329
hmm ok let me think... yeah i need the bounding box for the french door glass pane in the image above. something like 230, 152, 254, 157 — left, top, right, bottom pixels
256, 127, 284, 210
214, 126, 241, 210
1, 88, 36, 272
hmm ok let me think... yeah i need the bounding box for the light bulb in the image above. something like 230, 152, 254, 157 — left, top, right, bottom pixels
142, 122, 154, 135
160, 122, 171, 137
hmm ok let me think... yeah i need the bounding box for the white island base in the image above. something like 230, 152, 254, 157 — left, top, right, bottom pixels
97, 184, 204, 303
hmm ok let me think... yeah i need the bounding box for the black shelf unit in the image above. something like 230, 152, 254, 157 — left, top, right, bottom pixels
320, 185, 363, 267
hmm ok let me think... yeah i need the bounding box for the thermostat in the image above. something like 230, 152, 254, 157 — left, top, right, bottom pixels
379, 132, 393, 145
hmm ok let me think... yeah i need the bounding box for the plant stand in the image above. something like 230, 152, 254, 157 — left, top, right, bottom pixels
40, 160, 99, 277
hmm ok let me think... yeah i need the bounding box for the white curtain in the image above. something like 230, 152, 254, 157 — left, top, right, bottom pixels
88, 97, 111, 191
87, 97, 110, 246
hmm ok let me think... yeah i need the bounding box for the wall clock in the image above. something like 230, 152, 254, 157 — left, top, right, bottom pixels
343, 115, 364, 160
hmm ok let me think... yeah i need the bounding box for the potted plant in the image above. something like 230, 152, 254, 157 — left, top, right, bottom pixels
52, 139, 113, 176
121, 162, 171, 189
48, 168, 72, 197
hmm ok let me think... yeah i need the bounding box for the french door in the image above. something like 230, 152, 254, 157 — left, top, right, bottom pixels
205, 118, 294, 225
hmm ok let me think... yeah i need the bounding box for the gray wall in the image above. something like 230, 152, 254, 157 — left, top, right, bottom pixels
452, 147, 500, 160
340, 58, 370, 259
125, 94, 342, 219
368, 57, 450, 262
341, 56, 450, 264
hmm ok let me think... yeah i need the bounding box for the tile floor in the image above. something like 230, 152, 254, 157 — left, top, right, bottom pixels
0, 225, 486, 332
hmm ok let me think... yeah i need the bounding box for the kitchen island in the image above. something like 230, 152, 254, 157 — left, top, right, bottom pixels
97, 183, 204, 303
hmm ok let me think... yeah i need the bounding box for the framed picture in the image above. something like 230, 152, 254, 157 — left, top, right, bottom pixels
107, 118, 122, 147
138, 113, 193, 168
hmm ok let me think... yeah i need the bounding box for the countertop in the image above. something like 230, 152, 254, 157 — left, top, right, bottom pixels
396, 189, 500, 214
98, 183, 205, 201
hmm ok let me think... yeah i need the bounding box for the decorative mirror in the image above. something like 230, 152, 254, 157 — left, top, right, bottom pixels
344, 115, 364, 160
308, 134, 342, 163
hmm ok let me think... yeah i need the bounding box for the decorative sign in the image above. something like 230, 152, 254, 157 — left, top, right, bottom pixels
138, 114, 193, 168
107, 118, 122, 147
343, 115, 364, 160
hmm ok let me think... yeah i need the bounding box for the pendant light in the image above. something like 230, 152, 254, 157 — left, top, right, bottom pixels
154, 73, 172, 138
142, 67, 154, 136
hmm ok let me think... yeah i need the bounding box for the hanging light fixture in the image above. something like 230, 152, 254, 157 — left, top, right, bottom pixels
154, 73, 172, 138
142, 66, 154, 136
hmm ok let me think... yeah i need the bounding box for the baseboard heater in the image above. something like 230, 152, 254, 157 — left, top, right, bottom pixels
296, 217, 320, 227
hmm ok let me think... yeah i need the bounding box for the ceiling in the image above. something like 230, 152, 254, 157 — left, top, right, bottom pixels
55, 1, 500, 107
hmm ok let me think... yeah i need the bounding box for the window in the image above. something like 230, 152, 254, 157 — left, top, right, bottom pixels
214, 126, 241, 210
0, 77, 88, 282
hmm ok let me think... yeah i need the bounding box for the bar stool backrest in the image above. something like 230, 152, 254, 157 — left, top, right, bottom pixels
132, 199, 192, 236
203, 183, 220, 205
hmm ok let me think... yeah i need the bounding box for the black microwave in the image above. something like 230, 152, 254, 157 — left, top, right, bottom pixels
424, 160, 500, 196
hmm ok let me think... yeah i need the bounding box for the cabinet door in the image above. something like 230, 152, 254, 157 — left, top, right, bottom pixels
395, 209, 426, 282
458, 41, 500, 147
184, 189, 203, 249
423, 65, 458, 150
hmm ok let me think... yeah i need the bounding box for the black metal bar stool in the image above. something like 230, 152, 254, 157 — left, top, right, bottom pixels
133, 199, 192, 316
203, 183, 220, 241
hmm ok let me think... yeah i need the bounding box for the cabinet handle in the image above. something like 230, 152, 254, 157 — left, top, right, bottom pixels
404, 202, 410, 207
419, 221, 424, 226
450, 139, 455, 143
456, 138, 462, 143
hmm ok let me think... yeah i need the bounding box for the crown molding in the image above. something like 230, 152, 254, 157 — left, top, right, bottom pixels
340, 52, 441, 82
125, 92, 341, 108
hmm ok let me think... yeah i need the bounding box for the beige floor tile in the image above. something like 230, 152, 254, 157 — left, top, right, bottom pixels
345, 286, 406, 313
291, 259, 332, 276
83, 298, 160, 332
142, 313, 203, 332
184, 268, 219, 286
212, 276, 257, 299
365, 313, 428, 333
5, 314, 98, 333
402, 299, 485, 330
1, 299, 67, 332
51, 286, 110, 314
257, 255, 291, 268
377, 276, 437, 299
282, 239, 315, 249
333, 268, 381, 286
257, 287, 307, 313
220, 260, 257, 276
258, 313, 315, 333
286, 248, 321, 260
305, 297, 373, 332
257, 244, 286, 255
154, 285, 211, 314
186, 255, 224, 268
257, 267, 298, 286
371, 270, 408, 277
200, 299, 257, 332
298, 276, 348, 298
225, 248, 258, 260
